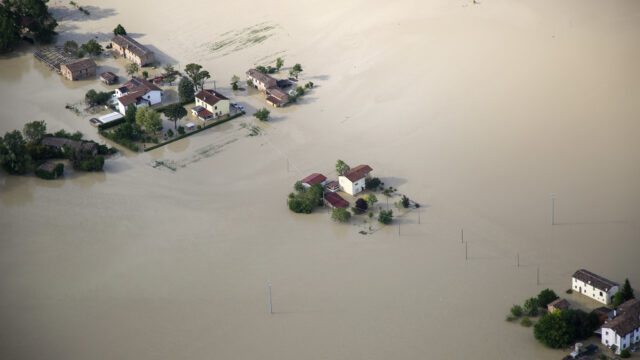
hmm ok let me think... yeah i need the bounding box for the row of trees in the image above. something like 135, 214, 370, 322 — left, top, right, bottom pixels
0, 0, 58, 52
63, 39, 102, 58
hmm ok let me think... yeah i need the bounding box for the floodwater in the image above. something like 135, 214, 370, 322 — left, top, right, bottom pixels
1, 0, 640, 359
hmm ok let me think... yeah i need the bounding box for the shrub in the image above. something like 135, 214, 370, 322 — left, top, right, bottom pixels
401, 195, 410, 208
353, 198, 368, 214
378, 210, 393, 224
35, 167, 55, 179
331, 207, 351, 222
520, 317, 532, 327
620, 349, 630, 358
178, 126, 185, 135
368, 211, 374, 218
537, 289, 559, 307
510, 305, 523, 317
197, 125, 202, 130
566, 289, 573, 294
294, 181, 304, 192
167, 129, 174, 137
598, 354, 606, 360
614, 292, 624, 307
523, 297, 539, 316
254, 108, 270, 121
505, 315, 516, 322
54, 163, 64, 177
366, 177, 381, 190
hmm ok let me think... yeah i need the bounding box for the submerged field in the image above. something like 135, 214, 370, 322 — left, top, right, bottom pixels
1, 0, 640, 359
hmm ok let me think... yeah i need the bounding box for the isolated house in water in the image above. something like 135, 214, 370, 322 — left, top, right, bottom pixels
571, 269, 619, 305
110, 35, 155, 66
115, 78, 163, 114
338, 164, 372, 195
60, 58, 96, 81
601, 298, 640, 354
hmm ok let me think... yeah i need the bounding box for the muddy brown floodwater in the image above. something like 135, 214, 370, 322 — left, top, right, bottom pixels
1, 0, 640, 359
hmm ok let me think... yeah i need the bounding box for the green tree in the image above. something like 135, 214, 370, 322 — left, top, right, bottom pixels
520, 317, 532, 327
113, 24, 127, 36
0, 0, 58, 51
0, 130, 28, 174
335, 160, 350, 175
23, 120, 47, 144
366, 177, 381, 190
621, 278, 634, 301
164, 103, 187, 130
194, 70, 210, 91
290, 63, 303, 79
401, 195, 410, 208
614, 291, 624, 307
294, 181, 304, 192
275, 57, 284, 71
141, 70, 149, 79
256, 65, 267, 74
537, 289, 559, 307
135, 106, 162, 134
510, 304, 523, 317
254, 108, 270, 121
533, 312, 570, 348
231, 75, 240, 90
0, 6, 20, 52
178, 76, 195, 102
365, 194, 378, 208
331, 207, 351, 223
184, 63, 204, 88
80, 39, 102, 56
63, 40, 78, 55
523, 297, 539, 316
378, 209, 393, 224
124, 103, 137, 123
126, 63, 139, 77
162, 64, 179, 85
620, 349, 631, 358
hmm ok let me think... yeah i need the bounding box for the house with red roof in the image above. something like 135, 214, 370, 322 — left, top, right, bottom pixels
191, 89, 229, 120
115, 77, 163, 114
338, 164, 373, 195
301, 173, 327, 188
324, 192, 349, 209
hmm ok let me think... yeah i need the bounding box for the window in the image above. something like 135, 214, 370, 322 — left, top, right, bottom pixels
600, 291, 603, 296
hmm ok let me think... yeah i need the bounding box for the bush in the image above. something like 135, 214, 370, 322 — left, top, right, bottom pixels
197, 125, 202, 130
331, 207, 351, 222
533, 309, 599, 349
506, 315, 516, 322
366, 177, 381, 190
167, 129, 174, 137
378, 210, 393, 224
520, 317, 532, 327
287, 183, 324, 214
598, 354, 606, 360
294, 181, 304, 192
353, 198, 368, 214
524, 297, 539, 316
566, 289, 573, 294
178, 126, 185, 135
54, 163, 64, 177
254, 108, 270, 121
401, 195, 410, 208
35, 168, 54, 179
537, 289, 559, 307
620, 349, 630, 358
510, 304, 523, 317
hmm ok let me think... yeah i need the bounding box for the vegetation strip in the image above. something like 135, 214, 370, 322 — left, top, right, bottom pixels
144, 112, 244, 152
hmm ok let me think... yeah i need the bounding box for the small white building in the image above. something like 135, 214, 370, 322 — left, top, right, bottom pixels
115, 78, 163, 114
572, 269, 619, 305
601, 299, 640, 354
338, 164, 372, 196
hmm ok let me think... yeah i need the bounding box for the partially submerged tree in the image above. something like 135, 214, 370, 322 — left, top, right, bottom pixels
113, 24, 127, 36
335, 160, 350, 175
275, 57, 284, 71
126, 63, 139, 77
254, 108, 270, 121
23, 120, 47, 144
289, 63, 303, 79
0, 130, 28, 174
165, 103, 187, 130
230, 75, 240, 90
537, 289, 559, 308
353, 198, 368, 214
365, 194, 378, 208
162, 64, 179, 85
135, 106, 162, 134
523, 297, 539, 316
0, 0, 58, 51
63, 40, 78, 56
80, 39, 102, 56
184, 63, 210, 90
378, 210, 393, 224
124, 104, 137, 123
178, 76, 195, 102
331, 207, 351, 223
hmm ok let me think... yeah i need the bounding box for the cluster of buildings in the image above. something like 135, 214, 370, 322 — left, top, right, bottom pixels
246, 69, 291, 107
552, 269, 640, 355
299, 164, 373, 209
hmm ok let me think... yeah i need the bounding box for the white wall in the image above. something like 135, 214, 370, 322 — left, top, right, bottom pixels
572, 277, 617, 305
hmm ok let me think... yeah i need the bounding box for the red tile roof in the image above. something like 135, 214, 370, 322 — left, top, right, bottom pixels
117, 90, 146, 107
121, 77, 161, 93
195, 89, 228, 106
324, 192, 349, 208
342, 164, 373, 182
197, 108, 212, 117
301, 173, 326, 185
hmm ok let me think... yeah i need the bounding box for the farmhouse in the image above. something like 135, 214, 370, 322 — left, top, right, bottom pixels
301, 173, 327, 188
60, 58, 96, 81
110, 35, 155, 66
115, 78, 163, 114
572, 269, 619, 305
192, 89, 229, 120
266, 87, 289, 107
246, 69, 277, 91
42, 137, 98, 155
547, 298, 570, 313
601, 298, 640, 354
338, 164, 373, 195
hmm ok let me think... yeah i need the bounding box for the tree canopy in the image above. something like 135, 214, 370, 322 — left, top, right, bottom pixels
135, 106, 162, 133
162, 64, 179, 85
113, 24, 127, 36
275, 57, 284, 71
537, 289, 559, 308
23, 120, 47, 143
622, 279, 635, 302
164, 103, 187, 129
254, 108, 270, 121
184, 63, 210, 90
336, 160, 350, 175
378, 210, 393, 224
126, 63, 139, 77
178, 76, 195, 102
80, 39, 102, 56
332, 207, 351, 223
0, 0, 58, 52
0, 130, 28, 174
533, 309, 599, 349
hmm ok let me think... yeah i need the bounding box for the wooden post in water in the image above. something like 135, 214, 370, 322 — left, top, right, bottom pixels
517, 253, 520, 267
465, 241, 468, 261
551, 194, 555, 225
537, 267, 540, 285
461, 228, 464, 243
418, 209, 420, 224
268, 282, 273, 314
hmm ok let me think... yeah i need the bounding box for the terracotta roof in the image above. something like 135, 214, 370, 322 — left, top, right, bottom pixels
111, 35, 154, 58
197, 108, 212, 117
117, 90, 146, 107
325, 181, 339, 188
267, 87, 289, 101
548, 298, 570, 310
572, 269, 618, 291
122, 77, 161, 93
301, 173, 326, 186
602, 299, 640, 335
61, 58, 96, 72
195, 89, 228, 106
342, 164, 373, 182
324, 192, 349, 208
100, 71, 117, 81
246, 69, 277, 87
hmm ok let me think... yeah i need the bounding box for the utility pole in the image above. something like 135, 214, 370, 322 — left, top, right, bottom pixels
268, 282, 273, 314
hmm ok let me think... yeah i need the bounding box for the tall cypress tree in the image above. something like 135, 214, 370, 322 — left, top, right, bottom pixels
621, 279, 635, 301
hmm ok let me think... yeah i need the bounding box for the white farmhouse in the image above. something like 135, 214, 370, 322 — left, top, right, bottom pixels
572, 269, 619, 305
338, 164, 372, 196
115, 78, 163, 114
601, 298, 640, 354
